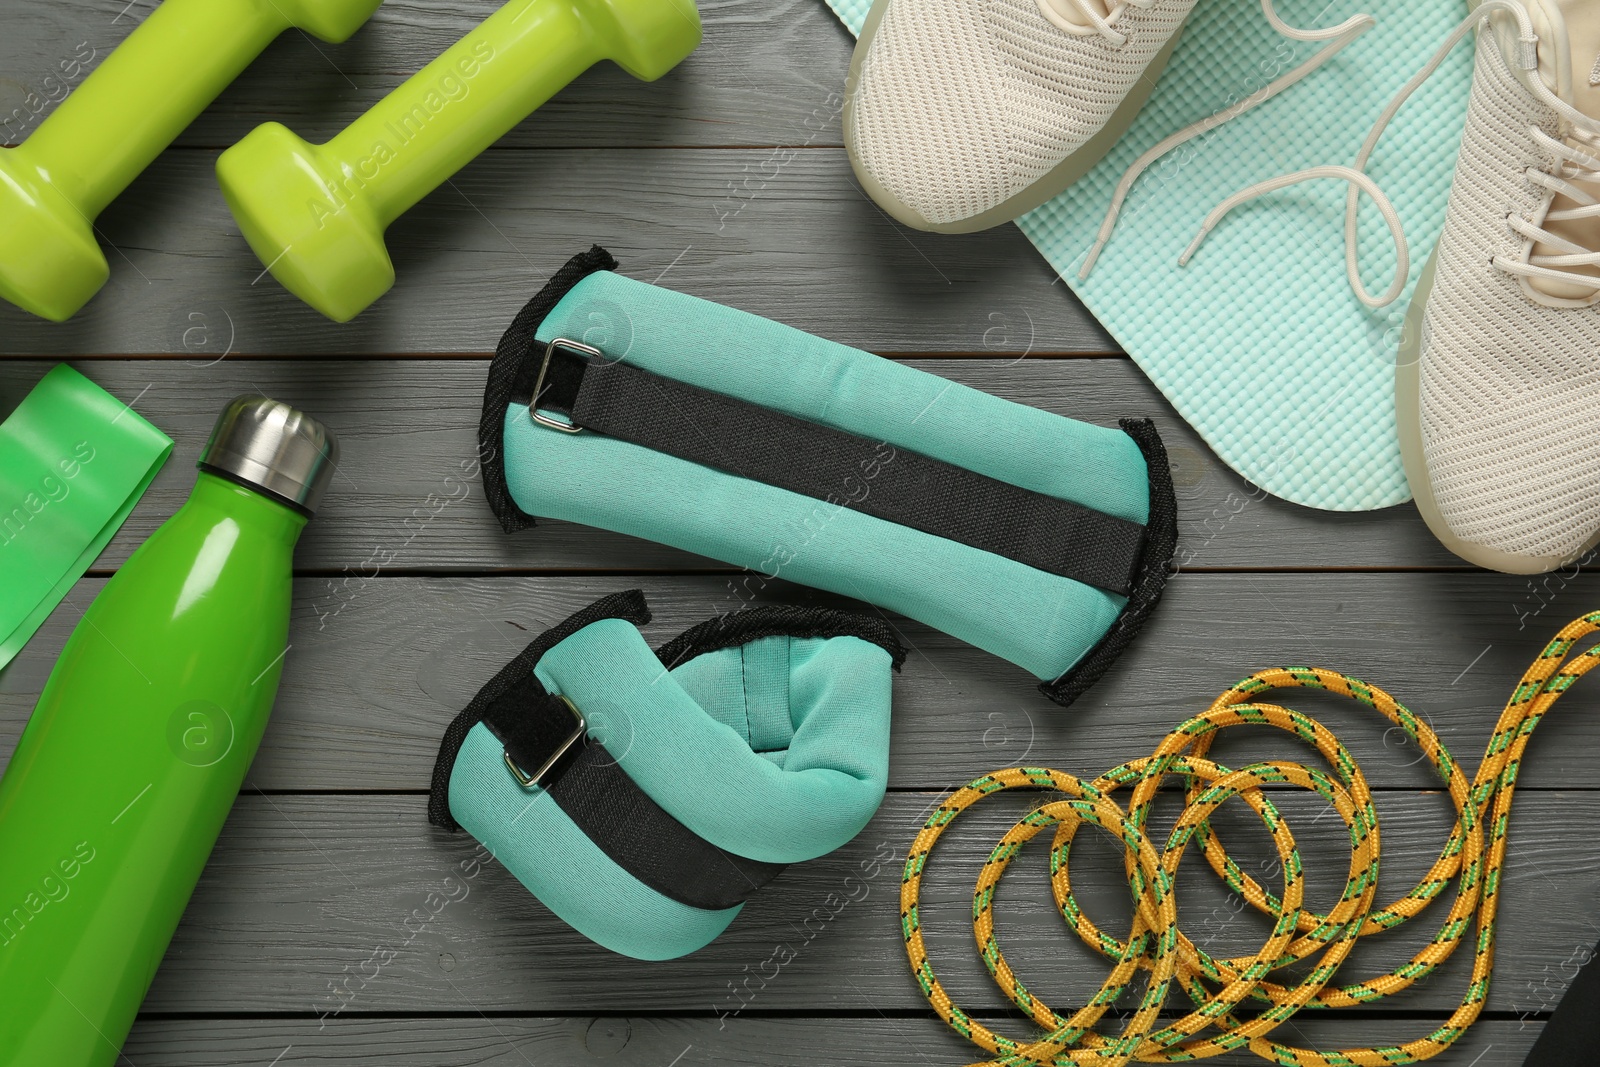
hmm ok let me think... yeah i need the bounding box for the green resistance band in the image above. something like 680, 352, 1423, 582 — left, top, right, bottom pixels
0, 365, 172, 669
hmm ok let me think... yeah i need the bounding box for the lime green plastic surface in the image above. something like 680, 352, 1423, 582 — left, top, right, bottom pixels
0, 364, 172, 670
216, 0, 702, 322
0, 471, 306, 1067
0, 0, 382, 322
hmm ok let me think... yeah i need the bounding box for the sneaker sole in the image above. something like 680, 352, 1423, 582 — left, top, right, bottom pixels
1396, 247, 1600, 574
843, 0, 1186, 234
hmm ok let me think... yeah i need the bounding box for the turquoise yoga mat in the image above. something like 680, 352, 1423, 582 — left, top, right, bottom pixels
825, 0, 1474, 511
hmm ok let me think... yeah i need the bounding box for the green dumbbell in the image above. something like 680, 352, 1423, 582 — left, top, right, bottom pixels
216, 0, 701, 322
0, 0, 382, 323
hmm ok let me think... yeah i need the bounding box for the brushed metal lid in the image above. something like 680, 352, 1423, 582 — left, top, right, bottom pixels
199, 395, 338, 515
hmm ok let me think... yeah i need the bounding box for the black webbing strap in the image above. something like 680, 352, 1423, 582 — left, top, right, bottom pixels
428, 589, 651, 831
655, 603, 907, 673
482, 672, 587, 788
532, 344, 1148, 597
1040, 417, 1176, 708
548, 744, 786, 912
480, 676, 785, 912
480, 244, 618, 533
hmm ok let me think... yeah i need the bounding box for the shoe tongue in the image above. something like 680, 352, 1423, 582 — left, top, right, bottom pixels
1519, 0, 1600, 301
1524, 0, 1576, 102
1041, 0, 1113, 30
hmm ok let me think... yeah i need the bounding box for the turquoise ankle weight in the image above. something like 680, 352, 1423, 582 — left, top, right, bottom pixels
478, 248, 1177, 706
825, 0, 1474, 511
428, 591, 904, 960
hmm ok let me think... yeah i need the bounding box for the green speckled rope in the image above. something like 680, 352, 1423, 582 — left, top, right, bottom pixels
900, 611, 1600, 1065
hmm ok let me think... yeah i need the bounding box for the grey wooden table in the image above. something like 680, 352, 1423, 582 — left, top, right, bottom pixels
2, 2, 1595, 1064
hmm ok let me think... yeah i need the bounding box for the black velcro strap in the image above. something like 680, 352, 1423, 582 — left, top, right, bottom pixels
481, 674, 586, 789
1038, 418, 1177, 708
548, 743, 786, 912
480, 245, 618, 533
480, 671, 784, 911
532, 345, 1147, 597
427, 589, 651, 831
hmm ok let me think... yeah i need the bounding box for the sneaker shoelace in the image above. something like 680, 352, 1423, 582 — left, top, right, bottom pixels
1073, 0, 1378, 279
1045, 0, 1365, 50
1502, 123, 1600, 297
1084, 0, 1600, 309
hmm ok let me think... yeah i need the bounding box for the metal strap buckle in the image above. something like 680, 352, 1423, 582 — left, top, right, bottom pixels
503, 694, 587, 789
529, 337, 604, 434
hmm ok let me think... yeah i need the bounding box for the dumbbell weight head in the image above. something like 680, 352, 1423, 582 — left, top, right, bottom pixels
216, 123, 395, 324
254, 0, 384, 43
217, 0, 701, 322
0, 0, 384, 322
579, 0, 702, 82
0, 154, 108, 323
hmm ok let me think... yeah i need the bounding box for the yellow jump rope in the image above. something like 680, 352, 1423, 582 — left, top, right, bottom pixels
901, 611, 1600, 1066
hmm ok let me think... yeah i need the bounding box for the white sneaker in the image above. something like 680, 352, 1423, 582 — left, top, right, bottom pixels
842, 0, 1371, 233
1397, 0, 1600, 573
995, 0, 1600, 574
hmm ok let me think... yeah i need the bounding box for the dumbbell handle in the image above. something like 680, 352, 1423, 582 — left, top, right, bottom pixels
18, 0, 298, 218
324, 1, 598, 226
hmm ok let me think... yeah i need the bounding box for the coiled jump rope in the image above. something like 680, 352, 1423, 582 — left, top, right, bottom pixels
901, 611, 1600, 1066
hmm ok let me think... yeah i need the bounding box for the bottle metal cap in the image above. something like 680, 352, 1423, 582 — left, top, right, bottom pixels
199, 395, 338, 515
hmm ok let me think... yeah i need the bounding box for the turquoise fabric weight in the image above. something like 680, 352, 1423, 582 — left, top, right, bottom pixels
450, 722, 743, 960
533, 272, 1153, 526
479, 249, 1177, 705
500, 412, 1121, 680
825, 0, 1475, 512
433, 594, 902, 960
533, 619, 892, 861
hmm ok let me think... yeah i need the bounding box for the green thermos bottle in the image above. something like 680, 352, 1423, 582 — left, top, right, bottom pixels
0, 395, 337, 1066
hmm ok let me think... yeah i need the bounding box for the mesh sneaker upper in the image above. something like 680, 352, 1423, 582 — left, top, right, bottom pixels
847, 0, 1195, 226
1418, 27, 1600, 562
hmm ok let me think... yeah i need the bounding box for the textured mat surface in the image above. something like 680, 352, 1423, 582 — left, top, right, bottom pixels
827, 0, 1475, 511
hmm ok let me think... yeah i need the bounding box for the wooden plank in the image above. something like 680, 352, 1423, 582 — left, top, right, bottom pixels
0, 148, 1111, 355
6, 570, 1598, 792
121, 1015, 1548, 1067
108, 791, 1600, 1015
1, 0, 855, 149
12, 4, 1585, 1056
0, 359, 1453, 570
